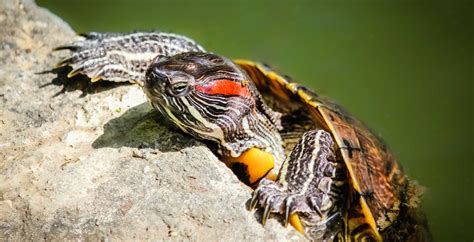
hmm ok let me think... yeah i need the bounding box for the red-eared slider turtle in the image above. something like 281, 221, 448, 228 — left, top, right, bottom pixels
54, 32, 429, 241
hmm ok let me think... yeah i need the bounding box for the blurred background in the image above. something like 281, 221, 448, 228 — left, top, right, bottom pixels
36, 0, 473, 240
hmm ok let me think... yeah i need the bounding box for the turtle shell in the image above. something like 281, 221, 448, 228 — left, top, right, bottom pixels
235, 60, 407, 239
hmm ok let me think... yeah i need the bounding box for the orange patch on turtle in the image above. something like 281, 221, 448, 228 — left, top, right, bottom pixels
195, 79, 251, 97
222, 148, 275, 186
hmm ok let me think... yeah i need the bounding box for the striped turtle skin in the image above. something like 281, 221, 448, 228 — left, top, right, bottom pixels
55, 32, 205, 83
55, 32, 430, 241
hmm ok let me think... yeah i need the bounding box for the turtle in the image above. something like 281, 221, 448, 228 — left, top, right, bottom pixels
54, 31, 429, 241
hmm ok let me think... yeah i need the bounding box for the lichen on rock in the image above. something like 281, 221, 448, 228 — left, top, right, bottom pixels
0, 0, 303, 240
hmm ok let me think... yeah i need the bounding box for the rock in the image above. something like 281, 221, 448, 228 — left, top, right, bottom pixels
0, 0, 304, 241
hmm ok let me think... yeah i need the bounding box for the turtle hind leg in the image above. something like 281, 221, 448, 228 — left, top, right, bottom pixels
250, 130, 343, 240
54, 31, 206, 85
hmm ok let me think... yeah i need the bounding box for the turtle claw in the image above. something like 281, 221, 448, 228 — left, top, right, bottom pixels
55, 57, 73, 68
261, 196, 273, 225
249, 177, 325, 233
249, 178, 292, 225
314, 205, 323, 218
53, 45, 79, 51
67, 68, 81, 78
249, 191, 259, 211
284, 203, 290, 227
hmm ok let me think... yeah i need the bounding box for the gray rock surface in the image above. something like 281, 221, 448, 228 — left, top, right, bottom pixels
0, 0, 304, 240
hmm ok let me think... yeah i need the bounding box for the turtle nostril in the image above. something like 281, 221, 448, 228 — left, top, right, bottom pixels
146, 66, 167, 87
145, 74, 155, 87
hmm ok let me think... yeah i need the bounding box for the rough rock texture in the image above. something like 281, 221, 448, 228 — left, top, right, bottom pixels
0, 0, 304, 240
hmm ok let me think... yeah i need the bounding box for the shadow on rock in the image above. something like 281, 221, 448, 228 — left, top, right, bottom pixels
38, 66, 131, 97
92, 102, 201, 152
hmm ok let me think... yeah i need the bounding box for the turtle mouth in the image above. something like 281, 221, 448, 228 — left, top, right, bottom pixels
144, 88, 183, 116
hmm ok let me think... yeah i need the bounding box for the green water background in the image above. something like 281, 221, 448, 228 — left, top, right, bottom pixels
36, 0, 473, 241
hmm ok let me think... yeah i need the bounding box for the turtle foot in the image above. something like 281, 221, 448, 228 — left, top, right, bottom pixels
249, 130, 344, 239
249, 178, 320, 228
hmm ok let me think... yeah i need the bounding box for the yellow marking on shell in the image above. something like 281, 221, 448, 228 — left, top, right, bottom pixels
297, 88, 314, 102
222, 148, 275, 185
289, 213, 305, 234
267, 71, 285, 84
286, 82, 299, 93
359, 197, 382, 241
233, 59, 255, 66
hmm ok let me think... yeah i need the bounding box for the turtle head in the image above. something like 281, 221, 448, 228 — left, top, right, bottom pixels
144, 52, 255, 153
144, 52, 285, 184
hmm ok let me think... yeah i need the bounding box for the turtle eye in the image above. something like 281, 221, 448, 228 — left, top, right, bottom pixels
168, 82, 189, 96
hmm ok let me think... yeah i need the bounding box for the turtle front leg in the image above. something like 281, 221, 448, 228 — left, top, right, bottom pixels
54, 31, 205, 85
249, 130, 344, 240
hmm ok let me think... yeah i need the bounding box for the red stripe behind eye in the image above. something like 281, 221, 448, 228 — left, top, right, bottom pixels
195, 79, 251, 98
